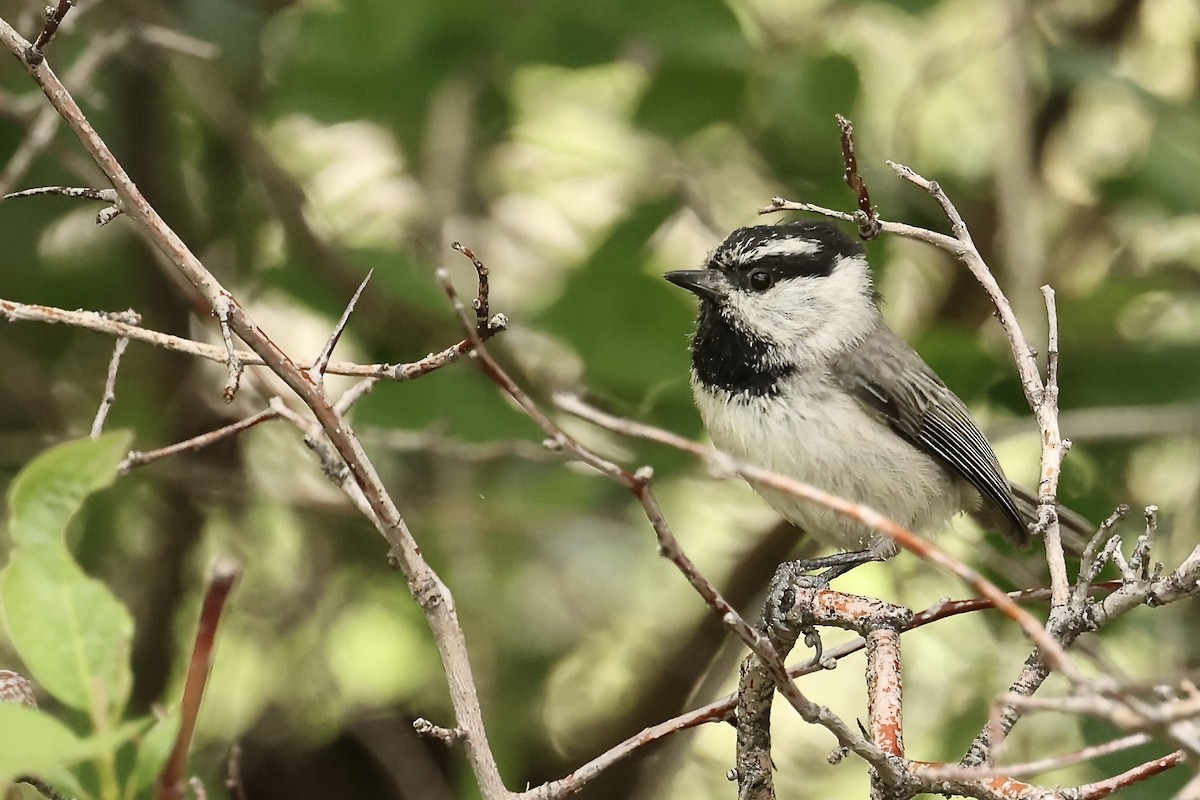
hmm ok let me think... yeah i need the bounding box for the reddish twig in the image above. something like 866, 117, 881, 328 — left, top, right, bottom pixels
27, 0, 73, 62
155, 558, 240, 800
835, 114, 880, 239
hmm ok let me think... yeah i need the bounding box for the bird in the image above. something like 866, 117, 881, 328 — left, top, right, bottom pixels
665, 220, 1045, 577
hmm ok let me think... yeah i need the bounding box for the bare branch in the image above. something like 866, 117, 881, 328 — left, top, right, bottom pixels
90, 308, 139, 439
119, 408, 281, 474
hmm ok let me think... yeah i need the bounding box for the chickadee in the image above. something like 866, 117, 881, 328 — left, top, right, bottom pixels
665, 221, 1031, 570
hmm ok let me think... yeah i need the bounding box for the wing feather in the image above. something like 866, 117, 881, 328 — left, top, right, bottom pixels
833, 326, 1028, 544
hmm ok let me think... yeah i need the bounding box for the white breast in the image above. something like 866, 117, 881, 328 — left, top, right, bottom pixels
693, 372, 970, 555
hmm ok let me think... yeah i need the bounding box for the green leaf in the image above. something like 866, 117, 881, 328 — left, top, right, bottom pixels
0, 705, 85, 784
7, 432, 132, 551
0, 705, 146, 785
1, 434, 135, 721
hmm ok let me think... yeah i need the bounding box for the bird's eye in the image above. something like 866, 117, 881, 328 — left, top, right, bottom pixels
748, 270, 773, 291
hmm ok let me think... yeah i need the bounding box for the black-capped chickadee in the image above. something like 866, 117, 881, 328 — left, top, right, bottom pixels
666, 221, 1035, 572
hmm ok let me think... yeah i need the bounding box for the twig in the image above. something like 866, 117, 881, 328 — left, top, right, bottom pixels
90, 308, 139, 439
1, 28, 130, 198
212, 293, 243, 402
835, 114, 880, 238
1036, 285, 1070, 609
27, 0, 73, 63
156, 558, 240, 800
0, 297, 503, 381
311, 269, 372, 383
1073, 505, 1130, 604
119, 407, 281, 473
224, 745, 247, 800
413, 718, 466, 745
334, 377, 378, 414
359, 427, 566, 464
922, 732, 1153, 781
451, 242, 490, 332
90, 335, 130, 438
1072, 750, 1185, 799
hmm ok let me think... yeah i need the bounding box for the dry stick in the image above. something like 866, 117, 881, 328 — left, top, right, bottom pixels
119, 407, 280, 473
155, 558, 240, 800
312, 269, 372, 383
0, 21, 510, 799
433, 267, 899, 793
90, 309, 139, 438
1073, 750, 1185, 800
90, 336, 129, 438
536, 698, 732, 799
554, 394, 1079, 680
1036, 286, 1071, 609
921, 732, 1153, 782
0, 297, 497, 382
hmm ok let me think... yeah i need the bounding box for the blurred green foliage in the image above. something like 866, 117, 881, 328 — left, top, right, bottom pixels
1, 0, 1198, 798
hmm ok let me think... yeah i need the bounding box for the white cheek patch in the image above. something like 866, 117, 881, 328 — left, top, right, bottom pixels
722, 253, 876, 366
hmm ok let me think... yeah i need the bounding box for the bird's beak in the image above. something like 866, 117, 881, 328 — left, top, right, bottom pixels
664, 269, 727, 302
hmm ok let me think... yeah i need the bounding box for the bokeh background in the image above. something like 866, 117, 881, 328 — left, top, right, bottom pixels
2, 0, 1199, 797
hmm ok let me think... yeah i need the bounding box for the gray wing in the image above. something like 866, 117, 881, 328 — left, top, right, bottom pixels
833, 326, 1028, 545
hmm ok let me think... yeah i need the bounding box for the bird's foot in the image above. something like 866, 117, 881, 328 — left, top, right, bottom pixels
784, 549, 883, 587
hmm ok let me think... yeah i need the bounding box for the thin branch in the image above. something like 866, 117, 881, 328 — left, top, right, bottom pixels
119, 408, 281, 474
1073, 750, 1185, 799
90, 335, 131, 438
90, 308, 139, 439
0, 297, 503, 381
212, 293, 243, 402
922, 732, 1153, 781
224, 745, 247, 800
1036, 285, 1070, 609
